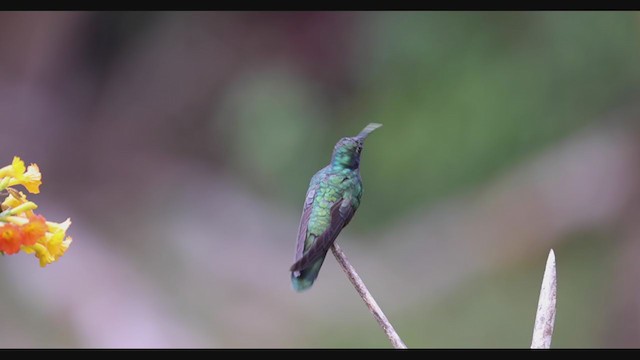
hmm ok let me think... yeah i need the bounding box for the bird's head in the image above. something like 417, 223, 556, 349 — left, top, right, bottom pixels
331, 123, 382, 169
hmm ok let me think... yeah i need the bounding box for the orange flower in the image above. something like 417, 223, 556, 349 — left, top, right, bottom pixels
21, 215, 47, 246
0, 156, 72, 266
0, 223, 24, 255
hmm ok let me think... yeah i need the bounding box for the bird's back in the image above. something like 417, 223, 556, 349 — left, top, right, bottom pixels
291, 166, 362, 291
307, 166, 361, 242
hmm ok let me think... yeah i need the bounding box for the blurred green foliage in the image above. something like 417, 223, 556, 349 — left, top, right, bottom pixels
217, 12, 640, 232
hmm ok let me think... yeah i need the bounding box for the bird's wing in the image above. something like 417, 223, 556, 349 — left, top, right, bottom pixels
290, 198, 356, 272
293, 184, 317, 263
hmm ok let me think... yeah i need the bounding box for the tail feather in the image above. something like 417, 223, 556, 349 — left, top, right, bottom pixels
291, 255, 326, 292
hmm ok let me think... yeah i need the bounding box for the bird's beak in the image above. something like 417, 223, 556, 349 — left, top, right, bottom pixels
355, 123, 382, 141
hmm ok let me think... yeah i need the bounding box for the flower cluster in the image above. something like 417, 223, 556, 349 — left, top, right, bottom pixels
0, 156, 72, 267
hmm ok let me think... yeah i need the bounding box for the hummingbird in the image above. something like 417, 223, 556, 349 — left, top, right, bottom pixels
290, 123, 382, 292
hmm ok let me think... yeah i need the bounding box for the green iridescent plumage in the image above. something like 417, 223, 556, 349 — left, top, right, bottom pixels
291, 123, 382, 292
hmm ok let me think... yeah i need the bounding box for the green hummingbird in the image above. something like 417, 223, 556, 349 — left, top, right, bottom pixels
290, 123, 382, 292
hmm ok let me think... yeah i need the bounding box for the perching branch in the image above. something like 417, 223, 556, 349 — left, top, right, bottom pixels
531, 249, 557, 349
330, 243, 407, 349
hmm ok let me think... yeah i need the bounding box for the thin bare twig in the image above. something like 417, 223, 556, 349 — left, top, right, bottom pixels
330, 243, 407, 349
531, 249, 557, 349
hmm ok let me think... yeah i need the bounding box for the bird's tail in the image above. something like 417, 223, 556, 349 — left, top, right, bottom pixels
291, 254, 327, 292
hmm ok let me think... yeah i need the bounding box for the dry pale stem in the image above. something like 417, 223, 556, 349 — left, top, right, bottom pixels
531, 249, 557, 349
331, 243, 407, 349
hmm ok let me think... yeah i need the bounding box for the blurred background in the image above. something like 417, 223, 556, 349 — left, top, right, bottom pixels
0, 11, 639, 348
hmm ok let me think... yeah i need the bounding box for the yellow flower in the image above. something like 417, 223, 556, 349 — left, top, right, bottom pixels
0, 159, 16, 178
20, 165, 42, 194
46, 218, 72, 233
1, 188, 28, 211
0, 156, 42, 194
1, 189, 37, 219
0, 156, 72, 267
21, 218, 72, 267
